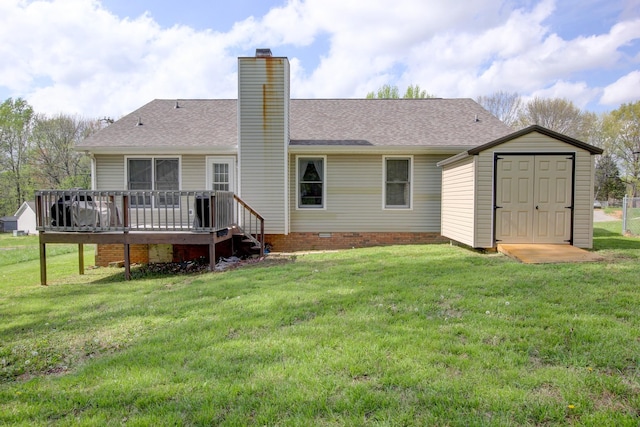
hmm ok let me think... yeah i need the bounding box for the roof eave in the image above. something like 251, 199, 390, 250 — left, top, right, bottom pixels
76, 145, 238, 155
287, 145, 475, 155
437, 151, 472, 167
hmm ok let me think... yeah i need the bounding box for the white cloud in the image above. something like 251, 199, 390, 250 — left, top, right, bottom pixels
600, 70, 640, 105
525, 80, 601, 109
0, 0, 639, 117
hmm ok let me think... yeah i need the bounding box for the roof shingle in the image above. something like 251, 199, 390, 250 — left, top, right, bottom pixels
77, 98, 512, 151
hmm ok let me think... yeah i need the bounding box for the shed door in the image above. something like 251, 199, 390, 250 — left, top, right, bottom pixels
495, 155, 572, 244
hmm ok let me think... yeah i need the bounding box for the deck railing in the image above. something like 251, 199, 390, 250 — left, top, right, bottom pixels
35, 190, 264, 253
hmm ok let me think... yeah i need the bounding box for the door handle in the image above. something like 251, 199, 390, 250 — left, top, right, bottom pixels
535, 205, 539, 210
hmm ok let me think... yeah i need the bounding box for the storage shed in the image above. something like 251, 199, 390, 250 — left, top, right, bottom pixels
15, 201, 38, 235
438, 125, 603, 249
0, 216, 18, 233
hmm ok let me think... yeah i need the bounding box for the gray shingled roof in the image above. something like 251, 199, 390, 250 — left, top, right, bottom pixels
290, 98, 510, 147
77, 98, 512, 151
77, 99, 238, 150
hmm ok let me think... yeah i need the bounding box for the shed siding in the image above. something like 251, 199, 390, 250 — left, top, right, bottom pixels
238, 57, 289, 234
440, 156, 476, 246
475, 132, 595, 248
289, 154, 444, 232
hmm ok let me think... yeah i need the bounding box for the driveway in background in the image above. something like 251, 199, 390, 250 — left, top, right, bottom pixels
593, 209, 620, 222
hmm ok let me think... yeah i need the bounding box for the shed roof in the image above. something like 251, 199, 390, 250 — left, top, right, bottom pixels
437, 125, 604, 167
77, 98, 512, 152
15, 201, 36, 217
467, 125, 604, 155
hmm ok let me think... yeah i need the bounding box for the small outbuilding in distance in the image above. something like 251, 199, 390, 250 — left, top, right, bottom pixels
438, 125, 603, 249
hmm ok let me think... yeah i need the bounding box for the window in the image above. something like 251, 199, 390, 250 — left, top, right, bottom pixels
206, 157, 235, 192
213, 163, 230, 191
127, 157, 179, 207
384, 156, 411, 209
298, 157, 325, 208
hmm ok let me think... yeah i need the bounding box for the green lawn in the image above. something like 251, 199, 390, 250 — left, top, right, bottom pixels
0, 226, 639, 426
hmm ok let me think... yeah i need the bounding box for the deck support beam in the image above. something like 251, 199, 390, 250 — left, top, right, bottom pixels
40, 241, 47, 286
36, 231, 235, 285
209, 235, 216, 272
124, 243, 131, 280
78, 244, 84, 275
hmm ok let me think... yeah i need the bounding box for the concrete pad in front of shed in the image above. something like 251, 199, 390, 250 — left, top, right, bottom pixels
497, 244, 604, 264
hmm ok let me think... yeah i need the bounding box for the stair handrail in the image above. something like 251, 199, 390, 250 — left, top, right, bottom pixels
233, 194, 265, 257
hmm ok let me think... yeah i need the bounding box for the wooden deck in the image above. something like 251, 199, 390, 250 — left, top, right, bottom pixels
38, 229, 235, 286
35, 190, 264, 285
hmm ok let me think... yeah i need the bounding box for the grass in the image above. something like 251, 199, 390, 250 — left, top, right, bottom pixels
0, 225, 639, 426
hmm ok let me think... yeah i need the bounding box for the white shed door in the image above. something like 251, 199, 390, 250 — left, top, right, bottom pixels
495, 155, 572, 244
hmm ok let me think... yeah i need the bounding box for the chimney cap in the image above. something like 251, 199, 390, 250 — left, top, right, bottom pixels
255, 48, 272, 57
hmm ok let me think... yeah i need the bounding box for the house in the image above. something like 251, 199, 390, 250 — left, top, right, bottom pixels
66, 49, 601, 268
0, 216, 18, 233
15, 201, 38, 235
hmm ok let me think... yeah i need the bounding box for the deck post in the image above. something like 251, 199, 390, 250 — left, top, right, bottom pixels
209, 235, 216, 272
37, 194, 48, 286
209, 194, 216, 271
123, 194, 131, 280
260, 219, 265, 257
209, 194, 216, 229
39, 239, 47, 286
124, 242, 131, 280
78, 244, 85, 275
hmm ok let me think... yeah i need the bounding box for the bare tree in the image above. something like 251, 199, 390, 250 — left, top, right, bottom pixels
31, 114, 97, 189
516, 97, 593, 140
476, 91, 521, 128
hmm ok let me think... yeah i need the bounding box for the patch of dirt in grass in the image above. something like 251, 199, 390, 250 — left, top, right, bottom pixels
610, 210, 623, 219
592, 390, 634, 413
131, 255, 293, 277
531, 383, 563, 403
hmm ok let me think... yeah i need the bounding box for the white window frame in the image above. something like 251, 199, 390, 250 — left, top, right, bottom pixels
296, 155, 327, 210
205, 156, 236, 192
383, 155, 413, 210
124, 155, 182, 207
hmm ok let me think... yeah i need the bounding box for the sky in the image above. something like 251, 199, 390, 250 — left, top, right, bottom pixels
1, 0, 639, 120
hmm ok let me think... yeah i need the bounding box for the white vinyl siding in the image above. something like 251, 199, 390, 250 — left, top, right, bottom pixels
238, 56, 289, 234
94, 155, 124, 190
440, 155, 476, 247
289, 154, 444, 233
474, 132, 594, 248
182, 155, 208, 190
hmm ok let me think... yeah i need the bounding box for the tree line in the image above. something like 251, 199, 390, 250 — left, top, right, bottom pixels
368, 85, 639, 202
0, 98, 100, 217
